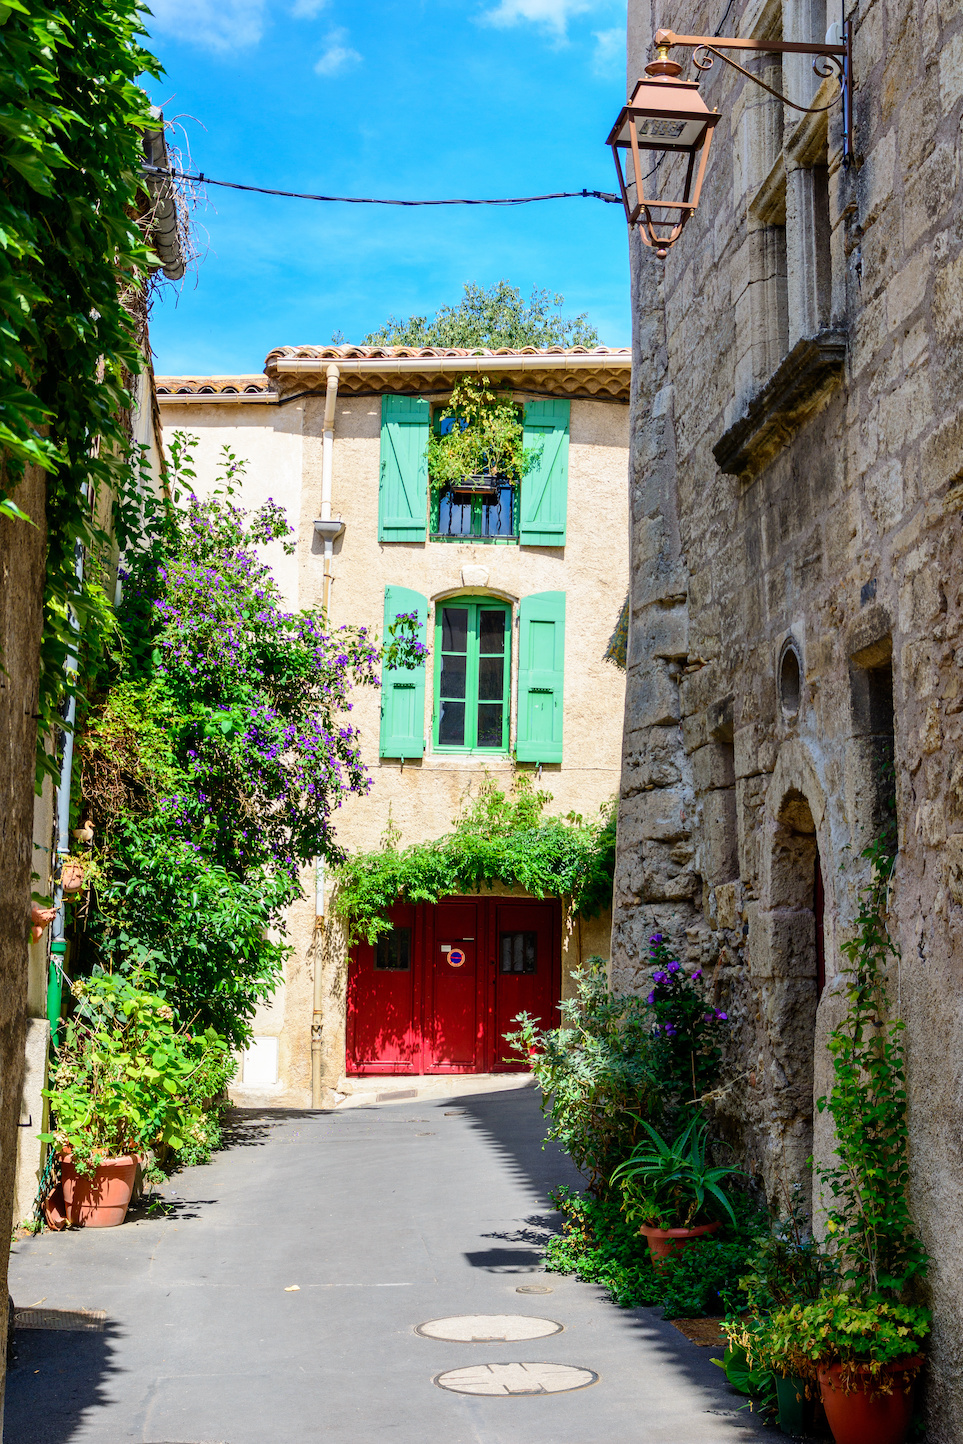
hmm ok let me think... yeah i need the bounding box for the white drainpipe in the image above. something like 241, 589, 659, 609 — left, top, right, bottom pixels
311, 363, 342, 1107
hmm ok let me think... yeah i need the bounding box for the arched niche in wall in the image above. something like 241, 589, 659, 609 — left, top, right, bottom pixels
763, 781, 827, 1215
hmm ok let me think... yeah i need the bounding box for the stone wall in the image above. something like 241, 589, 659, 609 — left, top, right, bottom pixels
615, 0, 963, 1435
0, 464, 45, 1431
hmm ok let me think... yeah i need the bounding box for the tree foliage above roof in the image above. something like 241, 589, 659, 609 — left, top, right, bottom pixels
362, 280, 600, 350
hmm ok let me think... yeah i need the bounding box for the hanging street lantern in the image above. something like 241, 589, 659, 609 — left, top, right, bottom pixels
606, 45, 720, 258
607, 25, 851, 258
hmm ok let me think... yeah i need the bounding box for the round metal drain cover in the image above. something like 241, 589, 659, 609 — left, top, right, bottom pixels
516, 1284, 553, 1295
434, 1362, 598, 1396
417, 1314, 562, 1342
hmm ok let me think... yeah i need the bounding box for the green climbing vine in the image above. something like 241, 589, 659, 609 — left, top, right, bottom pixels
334, 775, 616, 944
0, 0, 162, 784
816, 787, 928, 1300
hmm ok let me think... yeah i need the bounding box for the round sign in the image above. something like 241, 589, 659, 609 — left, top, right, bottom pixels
448, 947, 466, 968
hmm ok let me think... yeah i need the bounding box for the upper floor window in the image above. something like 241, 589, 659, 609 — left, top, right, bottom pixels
435, 599, 510, 752
432, 484, 515, 540
378, 393, 570, 547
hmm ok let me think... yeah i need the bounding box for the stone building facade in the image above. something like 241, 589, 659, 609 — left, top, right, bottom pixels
158, 346, 630, 1108
614, 0, 963, 1434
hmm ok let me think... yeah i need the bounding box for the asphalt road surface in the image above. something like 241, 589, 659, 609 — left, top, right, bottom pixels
7, 1081, 767, 1443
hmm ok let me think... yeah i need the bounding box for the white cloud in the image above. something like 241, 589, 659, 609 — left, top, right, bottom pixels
147, 0, 269, 51
592, 25, 624, 76
290, 0, 327, 16
479, 0, 600, 36
314, 26, 361, 75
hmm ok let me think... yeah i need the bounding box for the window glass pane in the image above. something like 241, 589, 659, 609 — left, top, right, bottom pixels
440, 653, 467, 699
480, 485, 514, 537
442, 607, 468, 653
375, 928, 411, 971
439, 699, 466, 746
478, 654, 504, 701
479, 610, 506, 655
499, 931, 537, 974
437, 492, 473, 536
477, 703, 504, 747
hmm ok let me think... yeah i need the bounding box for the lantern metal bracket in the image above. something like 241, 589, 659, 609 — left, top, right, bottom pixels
654, 26, 853, 165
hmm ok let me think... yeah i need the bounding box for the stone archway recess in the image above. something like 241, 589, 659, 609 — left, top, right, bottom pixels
749, 741, 833, 1211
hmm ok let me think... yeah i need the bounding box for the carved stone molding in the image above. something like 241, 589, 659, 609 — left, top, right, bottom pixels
713, 329, 847, 479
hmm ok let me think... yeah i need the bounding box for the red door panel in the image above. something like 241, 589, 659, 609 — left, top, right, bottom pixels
347, 896, 561, 1075
492, 902, 559, 1071
425, 901, 483, 1071
346, 903, 421, 1074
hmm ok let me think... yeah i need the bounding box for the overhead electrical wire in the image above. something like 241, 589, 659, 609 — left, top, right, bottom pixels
141, 163, 622, 208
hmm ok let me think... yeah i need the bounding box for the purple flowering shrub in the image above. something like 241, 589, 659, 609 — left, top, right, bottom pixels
78, 433, 423, 1044
645, 933, 727, 1112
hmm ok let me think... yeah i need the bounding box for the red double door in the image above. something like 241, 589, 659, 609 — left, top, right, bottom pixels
346, 897, 561, 1075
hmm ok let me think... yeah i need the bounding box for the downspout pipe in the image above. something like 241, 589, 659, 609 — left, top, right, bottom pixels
48, 536, 85, 1045
311, 364, 340, 1107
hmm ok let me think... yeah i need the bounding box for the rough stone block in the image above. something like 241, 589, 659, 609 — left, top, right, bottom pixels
693, 742, 737, 793
748, 908, 817, 981
623, 659, 680, 730
734, 723, 777, 779
715, 881, 741, 931
946, 834, 963, 905
637, 787, 690, 842
699, 787, 739, 886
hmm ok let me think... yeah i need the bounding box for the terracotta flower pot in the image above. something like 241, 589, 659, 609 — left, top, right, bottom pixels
60, 860, 84, 894
817, 1354, 923, 1444
60, 1153, 137, 1228
638, 1219, 720, 1266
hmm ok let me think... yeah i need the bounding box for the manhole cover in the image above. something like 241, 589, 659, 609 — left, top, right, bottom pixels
516, 1284, 553, 1295
14, 1308, 105, 1332
417, 1314, 562, 1341
434, 1362, 597, 1396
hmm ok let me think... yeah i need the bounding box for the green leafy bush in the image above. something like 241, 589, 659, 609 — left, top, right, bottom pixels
505, 959, 658, 1194
546, 1185, 761, 1318
335, 776, 615, 947
735, 1295, 930, 1393
75, 435, 412, 1045
41, 971, 235, 1177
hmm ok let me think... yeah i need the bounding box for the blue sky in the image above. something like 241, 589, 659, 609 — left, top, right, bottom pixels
142, 0, 632, 375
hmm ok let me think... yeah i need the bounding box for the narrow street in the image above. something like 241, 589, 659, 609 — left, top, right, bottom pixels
7, 1083, 765, 1443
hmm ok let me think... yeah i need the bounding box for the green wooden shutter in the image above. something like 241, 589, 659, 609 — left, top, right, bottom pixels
379, 395, 429, 542
516, 591, 565, 764
520, 399, 570, 546
380, 586, 428, 759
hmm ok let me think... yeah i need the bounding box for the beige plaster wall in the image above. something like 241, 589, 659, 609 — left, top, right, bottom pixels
160, 391, 628, 1105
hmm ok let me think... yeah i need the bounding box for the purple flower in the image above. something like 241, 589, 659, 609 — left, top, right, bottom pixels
664, 1023, 677, 1037
667, 961, 681, 974
715, 1010, 728, 1021
646, 991, 655, 1005
652, 971, 667, 984
692, 968, 703, 980
649, 933, 664, 945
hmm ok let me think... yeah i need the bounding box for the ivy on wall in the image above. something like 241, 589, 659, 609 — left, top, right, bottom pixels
334, 776, 617, 944
0, 0, 161, 783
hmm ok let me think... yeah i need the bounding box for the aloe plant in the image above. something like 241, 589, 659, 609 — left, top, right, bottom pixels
611, 1114, 742, 1230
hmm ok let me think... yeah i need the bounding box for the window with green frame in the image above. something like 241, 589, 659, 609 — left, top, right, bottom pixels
434, 599, 511, 751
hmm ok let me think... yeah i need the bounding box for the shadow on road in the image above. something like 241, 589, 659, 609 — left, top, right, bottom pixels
5, 1321, 123, 1444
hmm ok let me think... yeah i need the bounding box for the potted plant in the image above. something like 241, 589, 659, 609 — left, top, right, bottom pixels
720, 1192, 835, 1434
41, 970, 233, 1227
59, 856, 85, 894
611, 1114, 742, 1265
761, 1295, 929, 1444
425, 375, 536, 497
